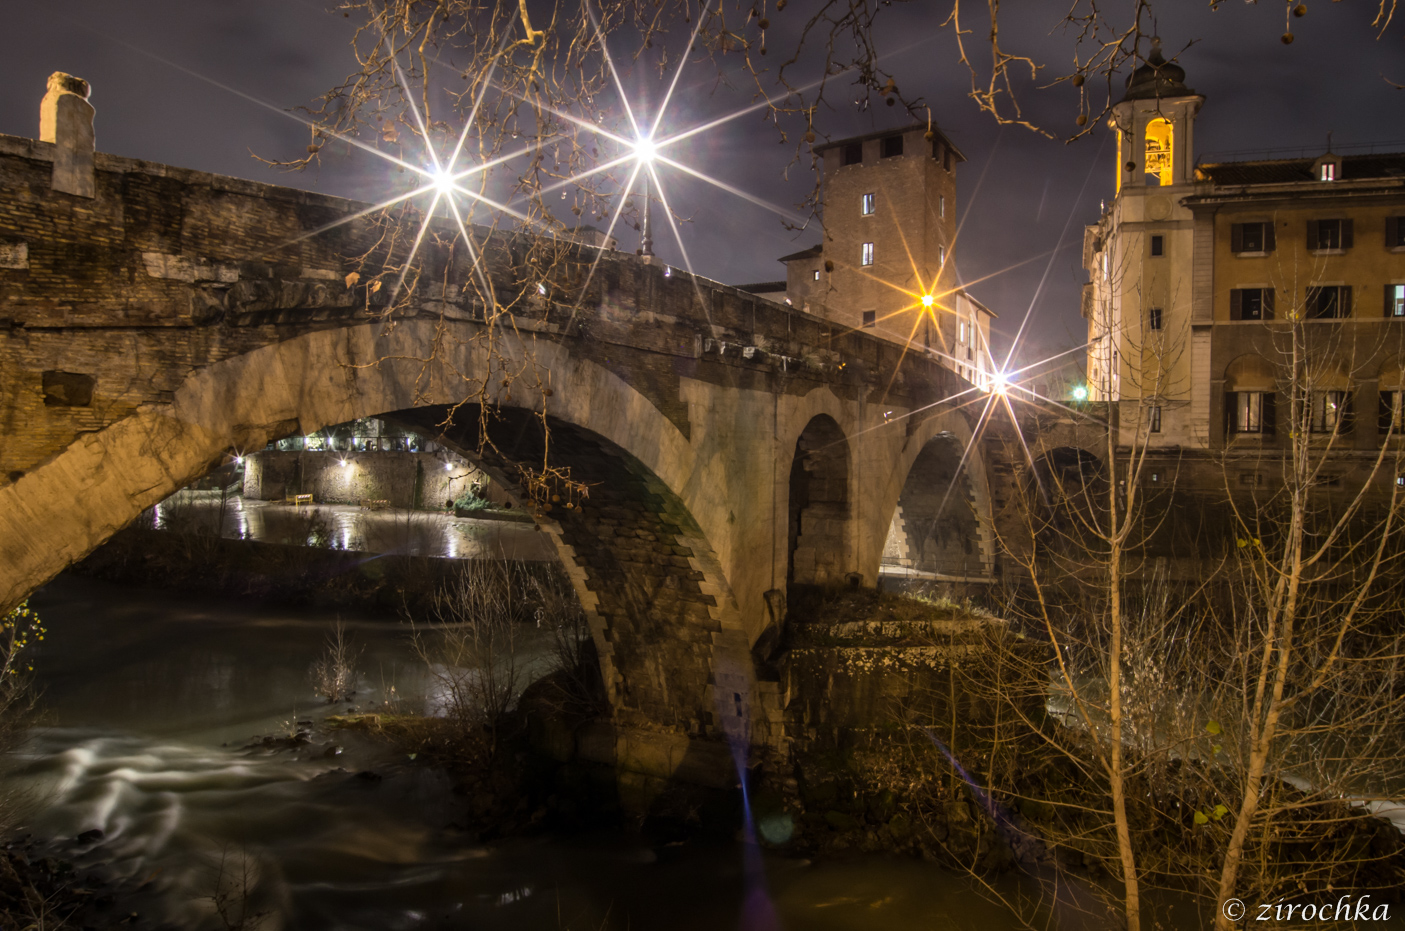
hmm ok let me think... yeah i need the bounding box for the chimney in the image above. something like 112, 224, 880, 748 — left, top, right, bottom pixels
40, 72, 96, 199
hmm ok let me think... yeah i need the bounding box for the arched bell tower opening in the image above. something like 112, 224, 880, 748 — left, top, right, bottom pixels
1145, 117, 1174, 186
788, 415, 851, 586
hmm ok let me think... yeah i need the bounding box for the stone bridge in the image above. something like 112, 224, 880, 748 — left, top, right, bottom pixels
0, 117, 1022, 783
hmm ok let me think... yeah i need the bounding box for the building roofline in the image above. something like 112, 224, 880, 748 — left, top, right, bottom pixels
955, 287, 997, 319
813, 123, 966, 163
778, 244, 822, 263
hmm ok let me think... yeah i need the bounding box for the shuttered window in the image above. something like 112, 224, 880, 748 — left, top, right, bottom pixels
1231, 222, 1274, 254
1230, 288, 1274, 320
1379, 391, 1405, 434
842, 143, 863, 166
1388, 217, 1405, 249
1307, 286, 1352, 319
1308, 218, 1353, 252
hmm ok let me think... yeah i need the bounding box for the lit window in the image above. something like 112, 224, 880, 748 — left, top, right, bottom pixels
813, 269, 821, 281
1150, 472, 1161, 484
958, 321, 967, 342
1388, 284, 1405, 317
1310, 390, 1348, 433
939, 195, 946, 218
1150, 405, 1162, 433
1320, 162, 1336, 181
861, 242, 874, 266
938, 245, 945, 266
861, 193, 875, 216
1235, 392, 1266, 434
1150, 235, 1164, 257
1148, 306, 1163, 331
1396, 475, 1405, 488
862, 310, 876, 328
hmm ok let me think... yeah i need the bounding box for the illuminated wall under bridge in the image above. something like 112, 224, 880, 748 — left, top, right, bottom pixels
241, 449, 507, 510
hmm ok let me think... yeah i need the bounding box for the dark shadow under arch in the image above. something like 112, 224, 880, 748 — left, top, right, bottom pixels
788, 414, 851, 586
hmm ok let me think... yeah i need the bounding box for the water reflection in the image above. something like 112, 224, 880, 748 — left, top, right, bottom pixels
152, 497, 553, 562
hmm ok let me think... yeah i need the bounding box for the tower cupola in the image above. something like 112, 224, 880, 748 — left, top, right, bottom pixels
1109, 38, 1204, 193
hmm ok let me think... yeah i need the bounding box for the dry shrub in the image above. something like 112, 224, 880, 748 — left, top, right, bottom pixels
309, 619, 362, 703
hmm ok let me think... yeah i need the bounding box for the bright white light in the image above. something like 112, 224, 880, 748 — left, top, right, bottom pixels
1072, 385, 1089, 401
921, 294, 935, 309
990, 372, 1009, 395
234, 456, 243, 464
445, 462, 453, 472
340, 460, 349, 468
430, 168, 456, 197
633, 136, 657, 163
537, 283, 547, 295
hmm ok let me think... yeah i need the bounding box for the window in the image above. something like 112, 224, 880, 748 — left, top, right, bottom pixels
1388, 217, 1405, 249
1150, 405, 1162, 433
1231, 222, 1275, 254
938, 245, 945, 266
1228, 391, 1274, 435
1148, 306, 1163, 331
880, 135, 904, 159
1150, 235, 1164, 257
939, 195, 946, 218
958, 321, 967, 343
861, 310, 876, 328
1387, 284, 1405, 317
1379, 391, 1405, 434
1310, 390, 1350, 433
1320, 162, 1336, 181
1307, 286, 1352, 319
1231, 288, 1275, 321
1309, 218, 1353, 252
861, 242, 875, 266
1144, 118, 1173, 186
943, 147, 952, 171
861, 193, 875, 216
813, 269, 821, 281
1149, 472, 1161, 484
842, 143, 863, 166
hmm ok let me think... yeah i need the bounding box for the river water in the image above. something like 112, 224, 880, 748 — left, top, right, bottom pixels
7, 576, 1035, 931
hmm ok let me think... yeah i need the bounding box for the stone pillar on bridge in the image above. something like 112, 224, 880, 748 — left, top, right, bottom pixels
39, 72, 96, 200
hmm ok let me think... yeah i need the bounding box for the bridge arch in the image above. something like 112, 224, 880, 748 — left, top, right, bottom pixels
0, 319, 776, 776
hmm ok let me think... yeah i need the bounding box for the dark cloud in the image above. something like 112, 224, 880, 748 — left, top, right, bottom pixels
1, 2, 1398, 369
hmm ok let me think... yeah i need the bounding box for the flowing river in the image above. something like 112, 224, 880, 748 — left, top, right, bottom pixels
5, 575, 1034, 931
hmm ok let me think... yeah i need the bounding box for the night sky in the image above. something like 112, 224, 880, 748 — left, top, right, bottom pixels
1, 1, 1400, 369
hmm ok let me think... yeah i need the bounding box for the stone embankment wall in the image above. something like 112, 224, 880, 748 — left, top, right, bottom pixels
241, 450, 511, 510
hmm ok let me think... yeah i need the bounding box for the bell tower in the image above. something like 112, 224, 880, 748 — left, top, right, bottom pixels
1085, 39, 1206, 446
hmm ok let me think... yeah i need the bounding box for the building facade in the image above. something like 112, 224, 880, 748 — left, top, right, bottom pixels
1084, 42, 1405, 460
771, 124, 995, 386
